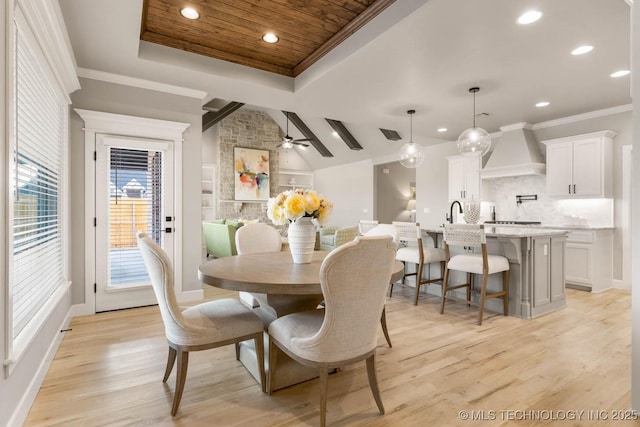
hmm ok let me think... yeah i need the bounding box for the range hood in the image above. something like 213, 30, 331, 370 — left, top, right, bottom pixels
481, 123, 545, 179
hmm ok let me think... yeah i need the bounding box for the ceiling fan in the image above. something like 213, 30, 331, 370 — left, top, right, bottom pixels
273, 112, 312, 149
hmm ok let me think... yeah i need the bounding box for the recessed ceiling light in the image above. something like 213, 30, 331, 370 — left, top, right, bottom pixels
536, 101, 550, 107
437, 128, 448, 132
610, 69, 630, 78
332, 131, 340, 138
180, 7, 199, 20
571, 45, 593, 55
262, 33, 279, 44
517, 10, 542, 25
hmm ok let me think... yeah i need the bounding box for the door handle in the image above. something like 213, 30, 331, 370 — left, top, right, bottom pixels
573, 184, 576, 194
164, 227, 173, 233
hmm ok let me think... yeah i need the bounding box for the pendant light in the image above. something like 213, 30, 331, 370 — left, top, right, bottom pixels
457, 87, 491, 157
399, 109, 425, 168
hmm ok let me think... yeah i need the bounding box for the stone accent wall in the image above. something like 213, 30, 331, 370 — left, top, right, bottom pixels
217, 109, 281, 222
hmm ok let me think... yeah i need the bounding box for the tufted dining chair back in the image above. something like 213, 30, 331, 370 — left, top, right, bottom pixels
235, 222, 282, 254
267, 235, 396, 426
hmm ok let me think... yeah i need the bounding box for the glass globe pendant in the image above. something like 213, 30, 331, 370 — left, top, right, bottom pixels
399, 109, 425, 168
457, 87, 491, 157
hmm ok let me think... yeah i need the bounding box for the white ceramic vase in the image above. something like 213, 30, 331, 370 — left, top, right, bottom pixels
287, 216, 316, 264
464, 200, 480, 224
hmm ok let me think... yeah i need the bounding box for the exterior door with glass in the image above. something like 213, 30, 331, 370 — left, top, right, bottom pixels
95, 134, 174, 312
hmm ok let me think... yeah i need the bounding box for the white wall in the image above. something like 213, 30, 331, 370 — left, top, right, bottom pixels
415, 140, 459, 227
314, 159, 374, 226
374, 161, 416, 223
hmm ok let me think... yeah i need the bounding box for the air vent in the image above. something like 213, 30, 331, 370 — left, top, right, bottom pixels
380, 128, 401, 140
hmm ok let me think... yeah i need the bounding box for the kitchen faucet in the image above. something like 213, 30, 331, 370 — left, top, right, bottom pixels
448, 200, 463, 224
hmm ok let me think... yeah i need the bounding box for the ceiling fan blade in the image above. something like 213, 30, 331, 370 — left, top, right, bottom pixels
292, 138, 313, 142
293, 141, 310, 147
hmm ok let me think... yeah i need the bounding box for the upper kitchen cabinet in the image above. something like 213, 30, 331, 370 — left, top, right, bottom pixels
447, 155, 481, 201
542, 131, 616, 198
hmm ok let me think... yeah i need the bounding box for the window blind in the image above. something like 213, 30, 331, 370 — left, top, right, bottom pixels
108, 148, 163, 287
12, 25, 65, 339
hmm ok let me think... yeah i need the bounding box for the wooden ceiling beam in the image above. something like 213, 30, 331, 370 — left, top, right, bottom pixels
325, 118, 363, 150
202, 101, 245, 131
284, 111, 333, 157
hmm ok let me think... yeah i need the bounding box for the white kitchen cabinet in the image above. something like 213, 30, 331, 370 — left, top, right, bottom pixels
542, 130, 615, 198
278, 169, 313, 191
565, 230, 613, 292
447, 155, 481, 201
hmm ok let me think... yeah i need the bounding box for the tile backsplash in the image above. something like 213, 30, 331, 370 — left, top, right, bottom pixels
485, 175, 613, 227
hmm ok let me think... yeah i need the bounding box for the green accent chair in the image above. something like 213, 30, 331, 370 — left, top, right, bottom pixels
202, 220, 244, 258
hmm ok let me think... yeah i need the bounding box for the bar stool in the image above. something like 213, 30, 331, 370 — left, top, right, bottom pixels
440, 223, 509, 325
392, 222, 446, 306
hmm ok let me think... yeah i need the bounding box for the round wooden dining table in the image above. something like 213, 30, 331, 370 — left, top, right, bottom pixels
197, 249, 404, 391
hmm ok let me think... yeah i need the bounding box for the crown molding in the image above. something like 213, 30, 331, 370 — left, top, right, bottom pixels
77, 68, 208, 100
531, 104, 632, 130
16, 0, 80, 96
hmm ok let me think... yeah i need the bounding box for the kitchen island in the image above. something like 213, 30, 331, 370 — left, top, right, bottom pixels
423, 226, 568, 319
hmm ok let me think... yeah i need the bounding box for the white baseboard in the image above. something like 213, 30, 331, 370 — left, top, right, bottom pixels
8, 308, 72, 427
70, 301, 94, 317
613, 279, 631, 291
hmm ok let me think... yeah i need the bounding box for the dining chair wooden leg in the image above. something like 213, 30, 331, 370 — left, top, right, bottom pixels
414, 262, 424, 306
503, 270, 509, 316
380, 307, 392, 347
440, 267, 450, 314
235, 342, 240, 361
467, 273, 472, 306
254, 334, 266, 393
477, 273, 489, 326
267, 339, 278, 395
388, 282, 394, 297
163, 346, 177, 383
171, 350, 189, 416
366, 353, 385, 415
319, 366, 329, 427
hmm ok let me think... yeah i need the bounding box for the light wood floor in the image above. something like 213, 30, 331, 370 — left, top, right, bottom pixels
25, 287, 634, 426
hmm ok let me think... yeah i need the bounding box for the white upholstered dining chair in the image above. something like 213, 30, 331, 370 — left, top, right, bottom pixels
136, 232, 265, 416
235, 223, 283, 309
364, 223, 400, 347
392, 221, 446, 305
440, 223, 509, 325
267, 236, 397, 427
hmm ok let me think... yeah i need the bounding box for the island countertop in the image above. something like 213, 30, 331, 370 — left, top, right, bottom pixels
422, 225, 568, 238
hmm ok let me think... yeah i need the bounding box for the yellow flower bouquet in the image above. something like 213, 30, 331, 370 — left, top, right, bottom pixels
267, 189, 333, 226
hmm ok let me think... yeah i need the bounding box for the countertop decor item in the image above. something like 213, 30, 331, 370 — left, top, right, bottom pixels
463, 200, 480, 224
457, 87, 491, 157
267, 189, 333, 263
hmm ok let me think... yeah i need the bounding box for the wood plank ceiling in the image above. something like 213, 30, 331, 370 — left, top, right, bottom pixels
140, 0, 396, 77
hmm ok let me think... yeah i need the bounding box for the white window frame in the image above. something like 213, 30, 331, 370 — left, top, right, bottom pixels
3, 0, 79, 376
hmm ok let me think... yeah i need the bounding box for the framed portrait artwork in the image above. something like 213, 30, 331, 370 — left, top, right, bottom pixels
233, 147, 270, 201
